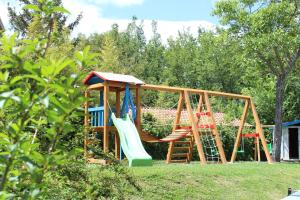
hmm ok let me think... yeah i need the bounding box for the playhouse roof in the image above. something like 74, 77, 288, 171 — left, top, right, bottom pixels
83, 71, 144, 85
282, 120, 300, 127
269, 119, 300, 129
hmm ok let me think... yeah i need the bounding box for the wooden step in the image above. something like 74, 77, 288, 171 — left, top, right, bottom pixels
172, 153, 188, 158
170, 159, 187, 163
174, 129, 190, 133
173, 147, 190, 151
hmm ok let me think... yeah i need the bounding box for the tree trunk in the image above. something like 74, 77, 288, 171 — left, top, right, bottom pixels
273, 75, 285, 162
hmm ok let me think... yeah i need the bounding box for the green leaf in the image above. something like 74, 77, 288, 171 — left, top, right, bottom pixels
30, 151, 45, 164
52, 6, 70, 14
23, 4, 41, 12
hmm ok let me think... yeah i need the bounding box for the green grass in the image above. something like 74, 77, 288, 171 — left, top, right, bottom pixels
125, 161, 300, 200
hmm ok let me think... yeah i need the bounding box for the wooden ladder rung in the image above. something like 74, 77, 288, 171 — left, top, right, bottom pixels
173, 147, 190, 151
172, 153, 188, 157
175, 129, 190, 132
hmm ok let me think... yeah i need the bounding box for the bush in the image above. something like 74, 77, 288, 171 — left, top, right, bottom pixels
142, 113, 171, 159
43, 159, 140, 200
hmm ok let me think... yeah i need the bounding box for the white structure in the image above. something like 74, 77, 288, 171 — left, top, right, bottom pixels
273, 120, 300, 160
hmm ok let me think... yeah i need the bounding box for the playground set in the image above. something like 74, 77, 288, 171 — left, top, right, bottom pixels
83, 71, 272, 166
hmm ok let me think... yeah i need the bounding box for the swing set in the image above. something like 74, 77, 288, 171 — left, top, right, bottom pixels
83, 71, 272, 165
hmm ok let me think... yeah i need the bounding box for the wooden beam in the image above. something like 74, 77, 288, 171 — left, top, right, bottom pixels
184, 90, 206, 164
115, 90, 121, 159
87, 83, 104, 90
166, 92, 184, 164
103, 83, 109, 152
116, 91, 121, 117
230, 99, 249, 163
256, 136, 261, 162
197, 94, 203, 113
106, 81, 139, 89
250, 98, 272, 164
203, 92, 227, 164
141, 84, 251, 100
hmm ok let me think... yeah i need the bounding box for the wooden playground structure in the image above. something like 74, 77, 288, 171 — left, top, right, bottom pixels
83, 71, 272, 164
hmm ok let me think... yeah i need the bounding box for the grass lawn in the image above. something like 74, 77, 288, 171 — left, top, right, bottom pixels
126, 161, 300, 200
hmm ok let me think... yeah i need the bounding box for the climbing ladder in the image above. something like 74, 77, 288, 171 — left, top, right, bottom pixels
165, 92, 227, 164
196, 93, 227, 163
195, 107, 221, 163
168, 129, 194, 163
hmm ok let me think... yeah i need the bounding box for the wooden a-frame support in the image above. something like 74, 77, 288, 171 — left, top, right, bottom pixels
184, 91, 207, 164
167, 91, 228, 164
195, 93, 227, 164
203, 92, 227, 164
166, 91, 207, 164
230, 98, 272, 164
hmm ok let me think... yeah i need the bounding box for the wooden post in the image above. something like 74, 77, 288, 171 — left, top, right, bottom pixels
116, 90, 121, 117
254, 141, 257, 161
84, 90, 90, 159
196, 94, 203, 113
114, 90, 121, 159
166, 92, 184, 163
135, 86, 141, 132
250, 98, 272, 163
230, 100, 249, 163
184, 90, 206, 164
103, 83, 109, 152
196, 94, 204, 125
203, 92, 227, 164
257, 136, 261, 162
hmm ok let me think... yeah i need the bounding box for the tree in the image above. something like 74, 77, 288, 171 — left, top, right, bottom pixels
8, 0, 81, 37
214, 0, 300, 161
117, 17, 147, 75
197, 31, 245, 93
0, 1, 95, 197
100, 24, 121, 72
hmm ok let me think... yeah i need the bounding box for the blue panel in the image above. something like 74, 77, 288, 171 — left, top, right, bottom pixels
93, 112, 96, 126
88, 107, 104, 112
98, 111, 101, 126
89, 106, 117, 127
283, 120, 300, 127
99, 91, 104, 107
87, 76, 104, 85
101, 111, 104, 126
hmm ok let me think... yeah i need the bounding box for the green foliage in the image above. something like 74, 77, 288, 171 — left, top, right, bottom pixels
214, 0, 300, 161
0, 1, 93, 197
43, 159, 140, 200
142, 113, 171, 159
8, 0, 81, 37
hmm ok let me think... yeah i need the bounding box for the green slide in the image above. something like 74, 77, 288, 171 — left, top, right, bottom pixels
111, 113, 152, 167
